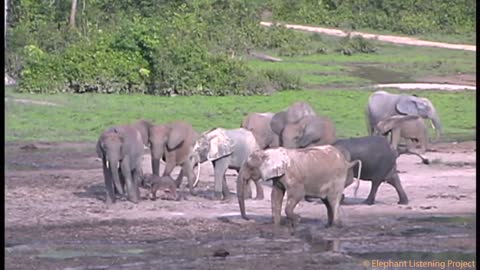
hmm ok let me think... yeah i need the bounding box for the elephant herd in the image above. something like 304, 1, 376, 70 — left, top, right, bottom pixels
96, 90, 442, 228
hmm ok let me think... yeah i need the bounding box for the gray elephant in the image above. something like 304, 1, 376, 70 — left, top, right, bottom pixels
139, 174, 179, 201
333, 136, 427, 205
366, 91, 442, 139
237, 146, 361, 228
190, 128, 263, 200
281, 115, 336, 148
149, 121, 198, 195
131, 119, 154, 148
96, 125, 144, 205
270, 101, 317, 145
241, 112, 280, 149
374, 115, 429, 154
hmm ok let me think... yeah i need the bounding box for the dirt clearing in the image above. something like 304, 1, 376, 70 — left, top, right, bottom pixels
5, 141, 476, 269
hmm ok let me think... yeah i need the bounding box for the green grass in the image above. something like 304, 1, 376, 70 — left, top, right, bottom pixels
5, 87, 475, 142
248, 35, 475, 90
5, 30, 476, 143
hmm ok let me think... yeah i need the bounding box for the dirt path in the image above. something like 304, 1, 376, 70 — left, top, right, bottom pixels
260, 22, 476, 51
5, 141, 476, 269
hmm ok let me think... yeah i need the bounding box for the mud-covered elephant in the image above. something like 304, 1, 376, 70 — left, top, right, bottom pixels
366, 91, 442, 139
237, 146, 361, 228
374, 115, 429, 154
270, 101, 317, 145
333, 136, 427, 205
96, 125, 144, 204
281, 115, 336, 148
241, 112, 280, 149
190, 128, 263, 200
149, 121, 198, 195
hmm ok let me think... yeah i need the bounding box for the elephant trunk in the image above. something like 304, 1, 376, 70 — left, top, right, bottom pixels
107, 158, 124, 195
237, 168, 249, 220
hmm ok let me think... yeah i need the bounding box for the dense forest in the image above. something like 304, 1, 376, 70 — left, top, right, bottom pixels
5, 0, 476, 95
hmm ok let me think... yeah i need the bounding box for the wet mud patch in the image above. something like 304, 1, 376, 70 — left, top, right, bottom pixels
348, 64, 412, 83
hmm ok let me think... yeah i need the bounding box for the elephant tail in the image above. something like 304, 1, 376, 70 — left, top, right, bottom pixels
364, 105, 373, 136
346, 159, 362, 198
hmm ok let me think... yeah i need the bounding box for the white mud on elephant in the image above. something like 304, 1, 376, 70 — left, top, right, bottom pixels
5, 140, 476, 269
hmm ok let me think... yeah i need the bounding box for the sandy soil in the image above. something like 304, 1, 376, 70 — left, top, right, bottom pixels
5, 140, 476, 269
260, 22, 476, 51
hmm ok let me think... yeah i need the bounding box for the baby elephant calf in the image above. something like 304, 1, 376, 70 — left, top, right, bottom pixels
140, 174, 180, 201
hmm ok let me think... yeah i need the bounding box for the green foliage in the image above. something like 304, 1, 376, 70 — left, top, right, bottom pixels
336, 35, 377, 55
10, 0, 304, 95
271, 0, 476, 37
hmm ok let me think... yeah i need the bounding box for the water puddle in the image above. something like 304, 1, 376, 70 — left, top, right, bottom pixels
349, 65, 411, 83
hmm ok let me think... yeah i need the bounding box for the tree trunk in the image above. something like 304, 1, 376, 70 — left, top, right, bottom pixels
69, 0, 77, 29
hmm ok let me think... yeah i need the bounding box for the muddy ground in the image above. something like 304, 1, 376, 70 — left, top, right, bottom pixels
5, 140, 476, 270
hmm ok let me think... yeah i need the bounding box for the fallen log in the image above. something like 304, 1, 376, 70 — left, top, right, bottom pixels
248, 51, 283, 62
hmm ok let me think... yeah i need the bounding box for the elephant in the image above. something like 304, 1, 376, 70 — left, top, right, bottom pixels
281, 115, 336, 149
190, 128, 263, 200
148, 121, 198, 195
240, 112, 280, 149
237, 146, 361, 228
131, 119, 154, 148
139, 174, 179, 201
270, 101, 317, 145
365, 91, 442, 140
333, 135, 428, 205
374, 115, 429, 155
96, 125, 144, 205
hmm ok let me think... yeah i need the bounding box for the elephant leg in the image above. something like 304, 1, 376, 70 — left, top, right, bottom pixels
326, 193, 342, 227
181, 160, 196, 196
364, 179, 382, 205
162, 151, 176, 177
254, 180, 264, 200
320, 198, 332, 226
212, 158, 229, 200
390, 130, 401, 150
271, 180, 286, 226
174, 168, 184, 188
385, 172, 408, 205
121, 159, 139, 203
284, 185, 305, 228
132, 161, 143, 199
102, 162, 115, 205
222, 174, 231, 200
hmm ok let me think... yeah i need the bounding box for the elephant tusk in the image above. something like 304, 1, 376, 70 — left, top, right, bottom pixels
117, 162, 120, 169
193, 162, 201, 188
106, 160, 110, 168
353, 160, 362, 198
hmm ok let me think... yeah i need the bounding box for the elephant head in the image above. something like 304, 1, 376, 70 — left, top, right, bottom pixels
149, 122, 193, 176
96, 129, 126, 199
190, 128, 235, 186
374, 115, 421, 136
281, 116, 336, 149
241, 112, 278, 149
270, 102, 317, 142
395, 95, 442, 139
237, 148, 290, 220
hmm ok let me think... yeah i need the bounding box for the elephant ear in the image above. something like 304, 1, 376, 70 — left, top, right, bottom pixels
96, 139, 104, 158
167, 123, 189, 150
258, 148, 290, 179
396, 97, 419, 115
270, 111, 286, 135
297, 117, 323, 148
207, 129, 235, 160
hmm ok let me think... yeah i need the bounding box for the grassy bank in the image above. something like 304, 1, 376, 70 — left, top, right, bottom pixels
5, 87, 475, 142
